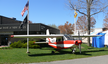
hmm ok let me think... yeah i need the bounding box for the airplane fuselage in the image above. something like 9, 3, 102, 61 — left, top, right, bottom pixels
48, 40, 82, 49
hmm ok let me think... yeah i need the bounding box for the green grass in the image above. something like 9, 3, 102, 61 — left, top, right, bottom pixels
0, 44, 108, 64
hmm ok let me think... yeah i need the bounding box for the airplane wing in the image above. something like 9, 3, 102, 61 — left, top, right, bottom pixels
11, 35, 64, 38
11, 34, 102, 38
71, 35, 102, 37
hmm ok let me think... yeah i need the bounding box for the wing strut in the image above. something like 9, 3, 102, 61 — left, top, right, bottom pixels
78, 31, 81, 54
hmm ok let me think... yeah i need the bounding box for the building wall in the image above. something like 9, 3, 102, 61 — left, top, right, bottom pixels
0, 15, 60, 46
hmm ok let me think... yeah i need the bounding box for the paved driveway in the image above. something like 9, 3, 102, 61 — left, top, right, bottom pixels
29, 55, 108, 64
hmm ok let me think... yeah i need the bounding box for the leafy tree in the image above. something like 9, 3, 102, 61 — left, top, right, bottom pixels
68, 0, 108, 46
76, 15, 96, 32
58, 21, 74, 34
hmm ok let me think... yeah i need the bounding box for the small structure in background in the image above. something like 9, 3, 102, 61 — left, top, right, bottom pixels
92, 28, 108, 48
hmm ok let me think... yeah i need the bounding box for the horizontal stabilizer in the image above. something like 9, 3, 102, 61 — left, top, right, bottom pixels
34, 42, 48, 44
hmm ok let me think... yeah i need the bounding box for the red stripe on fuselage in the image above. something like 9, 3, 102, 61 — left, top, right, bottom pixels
48, 39, 82, 49
52, 40, 77, 44
48, 43, 77, 49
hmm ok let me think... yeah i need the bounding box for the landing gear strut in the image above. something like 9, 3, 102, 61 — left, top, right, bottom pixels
72, 48, 76, 54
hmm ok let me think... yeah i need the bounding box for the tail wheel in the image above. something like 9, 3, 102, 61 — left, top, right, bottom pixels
51, 51, 55, 54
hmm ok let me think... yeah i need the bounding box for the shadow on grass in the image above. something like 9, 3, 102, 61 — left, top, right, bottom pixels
28, 53, 64, 57
28, 49, 108, 57
75, 49, 108, 55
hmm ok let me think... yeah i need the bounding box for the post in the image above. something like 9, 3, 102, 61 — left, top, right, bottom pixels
74, 16, 76, 34
74, 5, 76, 35
27, 0, 30, 53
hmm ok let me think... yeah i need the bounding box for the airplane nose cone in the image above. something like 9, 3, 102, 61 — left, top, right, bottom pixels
75, 41, 79, 45
75, 40, 82, 45
78, 40, 82, 44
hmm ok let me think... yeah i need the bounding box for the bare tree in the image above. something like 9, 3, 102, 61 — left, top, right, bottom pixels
103, 13, 108, 28
68, 0, 108, 46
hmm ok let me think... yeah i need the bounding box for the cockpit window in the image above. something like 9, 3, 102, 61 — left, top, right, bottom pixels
56, 37, 63, 42
64, 34, 74, 40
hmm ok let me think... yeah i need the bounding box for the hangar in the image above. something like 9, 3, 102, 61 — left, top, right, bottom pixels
0, 15, 60, 46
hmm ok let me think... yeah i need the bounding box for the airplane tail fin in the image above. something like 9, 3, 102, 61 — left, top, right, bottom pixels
46, 29, 50, 35
46, 29, 50, 42
46, 29, 56, 43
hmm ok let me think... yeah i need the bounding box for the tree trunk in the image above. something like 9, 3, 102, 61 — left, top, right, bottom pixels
87, 0, 91, 46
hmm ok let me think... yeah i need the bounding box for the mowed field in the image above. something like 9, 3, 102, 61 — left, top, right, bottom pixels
0, 44, 108, 64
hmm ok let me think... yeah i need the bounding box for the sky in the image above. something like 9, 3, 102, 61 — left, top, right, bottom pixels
0, 0, 106, 28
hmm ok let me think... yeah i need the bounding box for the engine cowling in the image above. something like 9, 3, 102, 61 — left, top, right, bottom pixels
75, 40, 82, 45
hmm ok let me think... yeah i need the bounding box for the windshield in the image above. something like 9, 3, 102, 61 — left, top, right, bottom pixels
64, 34, 74, 40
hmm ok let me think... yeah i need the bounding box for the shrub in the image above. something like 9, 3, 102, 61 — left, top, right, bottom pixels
10, 40, 40, 48
27, 41, 40, 48
10, 40, 24, 48
22, 43, 27, 48
0, 47, 12, 49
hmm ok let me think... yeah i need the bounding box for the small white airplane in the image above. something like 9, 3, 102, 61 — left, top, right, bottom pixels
11, 29, 102, 54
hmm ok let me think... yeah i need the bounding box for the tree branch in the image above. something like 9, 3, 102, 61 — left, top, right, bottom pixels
91, 4, 108, 16
69, 0, 87, 16
76, 9, 87, 16
90, 0, 94, 5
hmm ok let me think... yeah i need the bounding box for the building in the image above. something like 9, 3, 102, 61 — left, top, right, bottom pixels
0, 15, 60, 46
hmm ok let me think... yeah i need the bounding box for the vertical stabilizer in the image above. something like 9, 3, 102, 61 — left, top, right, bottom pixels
46, 29, 50, 42
46, 29, 50, 35
46, 29, 56, 43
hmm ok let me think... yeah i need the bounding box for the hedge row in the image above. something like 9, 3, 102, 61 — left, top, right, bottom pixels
10, 40, 40, 48
0, 47, 12, 49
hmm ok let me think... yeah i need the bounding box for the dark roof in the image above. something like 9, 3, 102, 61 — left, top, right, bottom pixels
0, 15, 60, 34
0, 15, 22, 24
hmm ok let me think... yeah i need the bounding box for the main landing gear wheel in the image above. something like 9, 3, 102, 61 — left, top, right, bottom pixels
72, 50, 75, 54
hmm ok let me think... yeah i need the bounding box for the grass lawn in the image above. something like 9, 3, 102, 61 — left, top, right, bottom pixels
0, 43, 108, 64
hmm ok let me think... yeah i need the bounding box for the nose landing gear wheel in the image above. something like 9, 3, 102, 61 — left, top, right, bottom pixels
72, 48, 76, 54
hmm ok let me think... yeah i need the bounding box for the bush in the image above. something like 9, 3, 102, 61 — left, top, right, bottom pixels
27, 41, 40, 48
22, 43, 27, 48
0, 47, 12, 49
10, 40, 23, 48
10, 40, 40, 48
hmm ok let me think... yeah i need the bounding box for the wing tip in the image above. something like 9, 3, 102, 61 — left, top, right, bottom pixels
11, 35, 14, 38
34, 42, 36, 44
